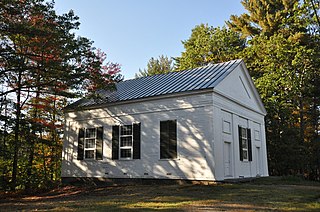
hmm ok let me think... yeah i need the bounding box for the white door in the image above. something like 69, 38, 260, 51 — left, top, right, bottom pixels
256, 147, 261, 176
222, 110, 233, 178
224, 142, 232, 177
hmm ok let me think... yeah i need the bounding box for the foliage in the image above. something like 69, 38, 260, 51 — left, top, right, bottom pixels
237, 0, 320, 178
175, 24, 246, 70
227, 0, 303, 38
135, 55, 174, 78
0, 0, 121, 191
305, 0, 320, 32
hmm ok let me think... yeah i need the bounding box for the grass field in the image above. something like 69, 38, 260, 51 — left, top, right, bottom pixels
1, 177, 320, 211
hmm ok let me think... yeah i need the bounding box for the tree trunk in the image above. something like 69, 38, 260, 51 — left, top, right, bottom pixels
1, 96, 8, 189
299, 98, 305, 144
25, 87, 41, 191
11, 72, 22, 190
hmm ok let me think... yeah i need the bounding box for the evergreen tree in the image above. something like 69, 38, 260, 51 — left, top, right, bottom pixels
227, 0, 301, 38
135, 55, 174, 78
242, 33, 320, 175
232, 0, 320, 177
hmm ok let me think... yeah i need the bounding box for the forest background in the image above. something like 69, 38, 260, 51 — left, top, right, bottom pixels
0, 0, 319, 191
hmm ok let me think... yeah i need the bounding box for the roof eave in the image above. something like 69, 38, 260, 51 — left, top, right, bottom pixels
64, 88, 214, 113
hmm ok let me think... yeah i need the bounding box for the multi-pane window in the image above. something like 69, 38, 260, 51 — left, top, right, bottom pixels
240, 127, 248, 161
238, 126, 252, 162
119, 125, 133, 159
84, 128, 96, 159
77, 127, 103, 160
112, 123, 141, 160
160, 120, 177, 159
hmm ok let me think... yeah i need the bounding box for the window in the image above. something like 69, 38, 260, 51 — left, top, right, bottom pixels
77, 127, 103, 160
112, 123, 141, 160
238, 126, 252, 162
84, 128, 96, 159
160, 120, 177, 159
119, 125, 133, 159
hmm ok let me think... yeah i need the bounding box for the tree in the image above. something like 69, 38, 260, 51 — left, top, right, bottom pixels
305, 0, 320, 33
230, 0, 320, 178
242, 33, 320, 175
175, 24, 245, 70
227, 0, 301, 38
135, 55, 174, 78
0, 0, 121, 190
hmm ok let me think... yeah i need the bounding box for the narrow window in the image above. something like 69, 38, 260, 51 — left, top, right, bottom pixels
238, 126, 252, 162
77, 127, 103, 160
119, 125, 133, 159
85, 128, 96, 159
112, 123, 141, 160
160, 120, 177, 159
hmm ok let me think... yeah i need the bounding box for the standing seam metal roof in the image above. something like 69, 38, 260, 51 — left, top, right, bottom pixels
68, 59, 242, 108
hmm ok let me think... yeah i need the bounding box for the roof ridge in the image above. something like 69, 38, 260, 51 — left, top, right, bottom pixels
122, 59, 242, 83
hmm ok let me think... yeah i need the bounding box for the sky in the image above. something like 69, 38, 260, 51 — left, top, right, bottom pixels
54, 0, 246, 79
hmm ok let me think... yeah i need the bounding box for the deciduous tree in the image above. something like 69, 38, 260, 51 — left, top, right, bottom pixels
175, 24, 245, 70
0, 0, 121, 190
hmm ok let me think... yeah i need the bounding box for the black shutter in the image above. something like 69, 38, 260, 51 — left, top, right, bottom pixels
247, 128, 252, 161
95, 127, 103, 160
238, 126, 243, 161
160, 121, 169, 159
77, 128, 85, 160
169, 120, 177, 159
133, 123, 141, 159
112, 125, 119, 160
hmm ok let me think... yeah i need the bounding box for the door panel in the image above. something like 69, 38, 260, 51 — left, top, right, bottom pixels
224, 142, 232, 177
256, 147, 261, 176
222, 110, 233, 178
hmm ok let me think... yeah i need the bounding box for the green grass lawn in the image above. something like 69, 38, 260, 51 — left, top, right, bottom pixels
1, 176, 320, 211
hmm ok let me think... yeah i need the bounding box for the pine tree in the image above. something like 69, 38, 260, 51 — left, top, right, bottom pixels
231, 0, 320, 177
227, 0, 301, 38
135, 55, 174, 78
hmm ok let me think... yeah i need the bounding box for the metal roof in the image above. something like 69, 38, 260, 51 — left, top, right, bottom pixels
67, 59, 242, 109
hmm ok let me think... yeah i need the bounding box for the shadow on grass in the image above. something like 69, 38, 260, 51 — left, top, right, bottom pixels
1, 177, 320, 211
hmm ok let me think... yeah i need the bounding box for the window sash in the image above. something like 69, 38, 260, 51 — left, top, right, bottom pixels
84, 128, 96, 159
85, 138, 95, 148
85, 150, 95, 159
119, 125, 133, 159
78, 127, 103, 160
120, 136, 133, 147
121, 125, 132, 136
120, 147, 133, 159
239, 126, 251, 162
241, 129, 248, 161
85, 128, 96, 138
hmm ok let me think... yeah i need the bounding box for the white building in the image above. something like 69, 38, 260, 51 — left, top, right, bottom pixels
61, 59, 269, 182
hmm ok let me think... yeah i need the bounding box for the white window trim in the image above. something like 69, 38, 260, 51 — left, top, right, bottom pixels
119, 125, 133, 160
84, 128, 97, 160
